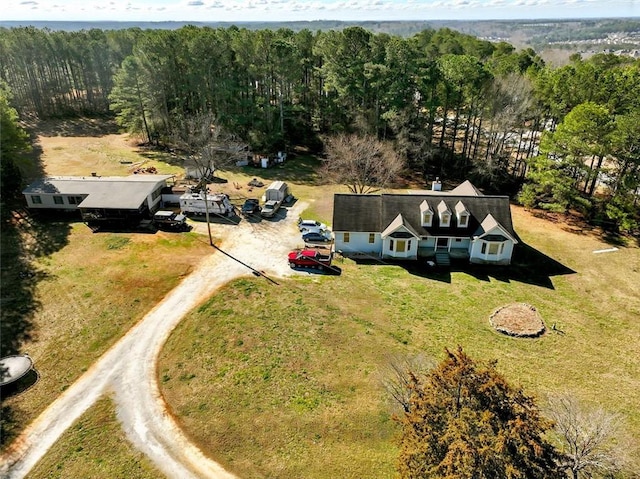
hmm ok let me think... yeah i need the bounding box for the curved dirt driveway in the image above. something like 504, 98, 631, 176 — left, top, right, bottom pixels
1, 202, 309, 478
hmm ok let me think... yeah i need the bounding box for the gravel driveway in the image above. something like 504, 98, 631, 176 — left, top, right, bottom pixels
1, 201, 310, 478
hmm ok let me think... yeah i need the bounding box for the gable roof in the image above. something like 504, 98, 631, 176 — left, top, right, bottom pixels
474, 214, 518, 243
333, 181, 515, 239
23, 175, 172, 210
333, 194, 382, 232
450, 180, 483, 196
455, 201, 469, 215
381, 213, 421, 238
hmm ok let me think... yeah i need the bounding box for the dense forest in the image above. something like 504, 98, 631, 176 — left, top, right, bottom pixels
1, 25, 639, 233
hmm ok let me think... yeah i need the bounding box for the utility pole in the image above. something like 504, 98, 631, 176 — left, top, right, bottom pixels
202, 184, 213, 246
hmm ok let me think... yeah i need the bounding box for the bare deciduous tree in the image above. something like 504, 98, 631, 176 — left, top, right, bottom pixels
171, 112, 249, 183
546, 394, 630, 479
322, 134, 404, 194
379, 353, 433, 413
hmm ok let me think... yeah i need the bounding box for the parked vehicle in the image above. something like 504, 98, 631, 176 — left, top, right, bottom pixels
152, 210, 189, 231
300, 226, 329, 236
302, 231, 333, 243
264, 181, 290, 203
241, 198, 261, 216
260, 181, 290, 218
180, 191, 235, 217
260, 200, 280, 218
288, 248, 333, 269
298, 219, 327, 232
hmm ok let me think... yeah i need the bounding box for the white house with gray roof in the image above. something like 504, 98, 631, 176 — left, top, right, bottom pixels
332, 181, 518, 265
22, 175, 172, 225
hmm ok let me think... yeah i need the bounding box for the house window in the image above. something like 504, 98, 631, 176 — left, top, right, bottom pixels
459, 215, 469, 227
441, 214, 450, 227
396, 240, 406, 252
455, 238, 462, 243
389, 239, 394, 251
422, 212, 432, 226
31, 195, 42, 204
151, 187, 162, 201
67, 196, 84, 205
408, 240, 411, 250
343, 232, 350, 243
54, 196, 64, 205
482, 242, 504, 255
368, 233, 375, 244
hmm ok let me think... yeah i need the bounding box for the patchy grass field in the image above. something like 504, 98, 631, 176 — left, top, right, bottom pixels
27, 118, 183, 179
6, 119, 639, 476
158, 205, 640, 479
1, 119, 214, 448
27, 396, 162, 479
1, 220, 213, 446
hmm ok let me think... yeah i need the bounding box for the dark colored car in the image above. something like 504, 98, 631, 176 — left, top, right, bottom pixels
241, 198, 261, 215
302, 231, 332, 243
152, 210, 189, 231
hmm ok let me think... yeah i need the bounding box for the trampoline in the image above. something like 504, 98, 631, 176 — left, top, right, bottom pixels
0, 355, 33, 386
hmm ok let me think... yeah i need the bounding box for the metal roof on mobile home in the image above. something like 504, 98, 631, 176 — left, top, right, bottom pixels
22, 175, 172, 209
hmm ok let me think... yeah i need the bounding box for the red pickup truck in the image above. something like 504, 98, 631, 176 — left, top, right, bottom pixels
288, 248, 332, 270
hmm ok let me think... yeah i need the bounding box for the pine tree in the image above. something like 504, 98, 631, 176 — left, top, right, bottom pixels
396, 347, 562, 479
0, 83, 31, 213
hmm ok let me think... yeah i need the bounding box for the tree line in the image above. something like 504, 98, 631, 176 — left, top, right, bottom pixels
1, 25, 638, 232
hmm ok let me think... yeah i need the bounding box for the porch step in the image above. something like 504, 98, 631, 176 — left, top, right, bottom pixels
435, 252, 451, 267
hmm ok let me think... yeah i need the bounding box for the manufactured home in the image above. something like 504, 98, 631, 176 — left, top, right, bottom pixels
22, 175, 173, 225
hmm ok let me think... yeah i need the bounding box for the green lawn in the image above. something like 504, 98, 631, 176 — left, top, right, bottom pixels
159, 206, 640, 478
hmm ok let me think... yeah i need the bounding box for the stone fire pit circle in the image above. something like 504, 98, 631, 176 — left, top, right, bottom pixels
489, 303, 545, 338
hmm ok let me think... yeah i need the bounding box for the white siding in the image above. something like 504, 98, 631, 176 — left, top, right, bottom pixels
334, 232, 381, 256
469, 236, 514, 265
383, 237, 418, 260
24, 193, 85, 210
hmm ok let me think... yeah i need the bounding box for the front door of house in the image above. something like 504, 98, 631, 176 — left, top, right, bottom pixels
436, 237, 449, 250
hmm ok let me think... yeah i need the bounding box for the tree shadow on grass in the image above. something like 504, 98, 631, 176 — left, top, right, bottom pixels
349, 241, 575, 290
239, 154, 325, 185
26, 116, 120, 138
0, 206, 71, 448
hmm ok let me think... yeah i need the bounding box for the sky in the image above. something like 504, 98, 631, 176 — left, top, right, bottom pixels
1, 0, 638, 23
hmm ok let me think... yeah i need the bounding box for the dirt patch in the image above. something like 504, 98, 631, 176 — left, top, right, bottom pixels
489, 303, 545, 338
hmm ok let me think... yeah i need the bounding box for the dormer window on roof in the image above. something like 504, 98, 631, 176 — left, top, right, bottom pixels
420, 200, 433, 227
437, 200, 451, 227
455, 201, 470, 228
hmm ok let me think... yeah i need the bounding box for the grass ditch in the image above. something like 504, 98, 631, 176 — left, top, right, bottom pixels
158, 206, 640, 478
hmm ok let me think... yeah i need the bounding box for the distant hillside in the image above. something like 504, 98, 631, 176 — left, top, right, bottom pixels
2, 18, 639, 61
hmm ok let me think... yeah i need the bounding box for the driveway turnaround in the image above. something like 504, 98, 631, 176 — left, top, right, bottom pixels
1, 202, 308, 478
